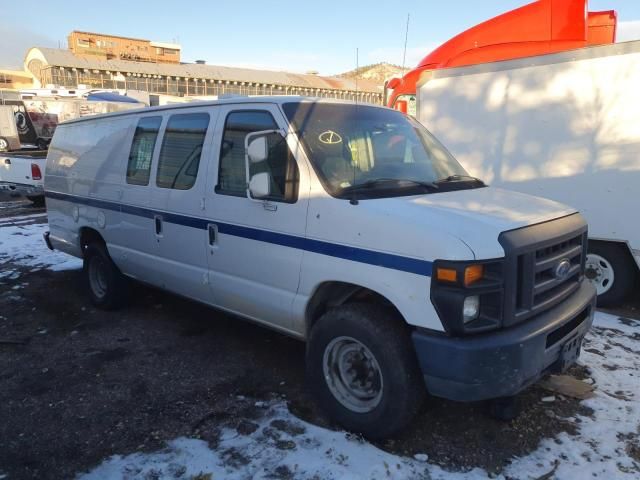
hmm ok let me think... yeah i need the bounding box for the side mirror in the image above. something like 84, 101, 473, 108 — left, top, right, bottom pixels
247, 136, 268, 164
249, 172, 270, 199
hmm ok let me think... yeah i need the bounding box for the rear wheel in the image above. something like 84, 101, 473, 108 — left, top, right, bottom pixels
0, 137, 8, 152
83, 243, 128, 310
586, 242, 636, 307
306, 303, 425, 439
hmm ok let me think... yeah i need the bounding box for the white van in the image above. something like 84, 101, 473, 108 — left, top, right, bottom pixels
43, 97, 596, 437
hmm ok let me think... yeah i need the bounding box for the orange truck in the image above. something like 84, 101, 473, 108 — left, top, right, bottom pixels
384, 0, 617, 114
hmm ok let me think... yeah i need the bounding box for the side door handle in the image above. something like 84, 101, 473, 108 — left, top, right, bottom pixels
154, 215, 163, 236
262, 201, 277, 212
208, 223, 218, 246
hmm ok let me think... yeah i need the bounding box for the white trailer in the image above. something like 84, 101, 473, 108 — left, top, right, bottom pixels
417, 40, 640, 306
0, 106, 21, 152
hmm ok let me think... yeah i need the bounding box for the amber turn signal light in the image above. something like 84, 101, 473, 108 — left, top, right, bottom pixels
436, 267, 457, 283
464, 265, 484, 286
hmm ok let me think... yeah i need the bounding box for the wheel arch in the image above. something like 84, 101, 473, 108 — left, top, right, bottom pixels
588, 238, 640, 276
78, 226, 105, 257
587, 238, 640, 304
305, 281, 407, 336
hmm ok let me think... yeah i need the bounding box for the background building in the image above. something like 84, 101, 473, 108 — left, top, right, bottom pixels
67, 31, 181, 64
24, 47, 383, 104
0, 69, 33, 89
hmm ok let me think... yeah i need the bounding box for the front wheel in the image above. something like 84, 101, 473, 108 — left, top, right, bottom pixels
83, 243, 129, 310
0, 137, 8, 152
586, 242, 636, 307
306, 303, 425, 439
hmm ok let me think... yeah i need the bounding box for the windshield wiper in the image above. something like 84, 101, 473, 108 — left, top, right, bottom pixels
341, 178, 439, 194
434, 174, 486, 186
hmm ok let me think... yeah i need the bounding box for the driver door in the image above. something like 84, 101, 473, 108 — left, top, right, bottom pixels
205, 104, 310, 332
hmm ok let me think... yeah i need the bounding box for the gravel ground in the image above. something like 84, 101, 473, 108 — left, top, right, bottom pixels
0, 197, 638, 479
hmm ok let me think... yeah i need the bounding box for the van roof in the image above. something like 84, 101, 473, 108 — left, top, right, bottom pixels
58, 96, 390, 126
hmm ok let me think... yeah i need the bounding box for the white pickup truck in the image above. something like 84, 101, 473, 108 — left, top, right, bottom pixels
0, 151, 46, 205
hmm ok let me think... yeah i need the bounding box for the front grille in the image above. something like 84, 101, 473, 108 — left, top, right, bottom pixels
500, 214, 588, 327
546, 306, 590, 348
529, 234, 583, 307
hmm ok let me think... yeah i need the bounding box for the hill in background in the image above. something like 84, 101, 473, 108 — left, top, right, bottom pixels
338, 62, 404, 85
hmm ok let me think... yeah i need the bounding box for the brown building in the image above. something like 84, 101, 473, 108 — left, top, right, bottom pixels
0, 69, 33, 89
67, 31, 181, 64
24, 47, 384, 104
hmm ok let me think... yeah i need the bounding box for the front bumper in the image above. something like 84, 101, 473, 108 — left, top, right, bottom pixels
0, 182, 44, 197
413, 280, 596, 402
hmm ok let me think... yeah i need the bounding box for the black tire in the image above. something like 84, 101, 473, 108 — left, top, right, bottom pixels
83, 243, 129, 310
306, 303, 426, 439
587, 242, 636, 307
26, 195, 45, 207
36, 138, 49, 150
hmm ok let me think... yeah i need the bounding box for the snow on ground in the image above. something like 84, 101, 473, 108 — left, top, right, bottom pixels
1, 213, 638, 479
0, 218, 82, 281
79, 312, 640, 480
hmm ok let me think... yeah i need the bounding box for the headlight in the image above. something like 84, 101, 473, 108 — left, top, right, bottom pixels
463, 296, 480, 323
430, 259, 504, 335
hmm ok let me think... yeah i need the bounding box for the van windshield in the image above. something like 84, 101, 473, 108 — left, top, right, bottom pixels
282, 102, 482, 199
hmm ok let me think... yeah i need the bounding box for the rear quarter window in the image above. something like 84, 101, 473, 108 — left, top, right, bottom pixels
126, 116, 162, 186
156, 112, 209, 190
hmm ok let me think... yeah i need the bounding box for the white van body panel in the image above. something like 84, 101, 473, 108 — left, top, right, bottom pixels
203, 103, 311, 331
46, 115, 132, 260
417, 41, 640, 268
45, 97, 581, 339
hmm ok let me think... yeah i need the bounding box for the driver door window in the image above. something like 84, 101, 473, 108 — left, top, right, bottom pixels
216, 110, 299, 203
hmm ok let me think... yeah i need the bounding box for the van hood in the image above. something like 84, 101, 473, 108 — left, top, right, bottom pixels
360, 187, 577, 259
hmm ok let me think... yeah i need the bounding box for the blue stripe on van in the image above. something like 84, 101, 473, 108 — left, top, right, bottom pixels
45, 191, 433, 277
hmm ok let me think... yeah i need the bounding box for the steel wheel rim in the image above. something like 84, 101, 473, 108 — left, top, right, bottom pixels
88, 256, 108, 299
322, 336, 383, 413
585, 253, 615, 295
0, 139, 7, 151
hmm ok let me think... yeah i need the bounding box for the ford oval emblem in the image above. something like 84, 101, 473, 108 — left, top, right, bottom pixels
554, 259, 572, 280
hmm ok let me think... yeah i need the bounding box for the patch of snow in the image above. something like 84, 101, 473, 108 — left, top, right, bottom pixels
0, 221, 82, 277
502, 312, 640, 479
48, 257, 84, 272
0, 213, 47, 227
79, 400, 474, 480
79, 311, 640, 480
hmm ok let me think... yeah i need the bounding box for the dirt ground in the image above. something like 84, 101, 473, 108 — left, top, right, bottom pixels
0, 196, 638, 479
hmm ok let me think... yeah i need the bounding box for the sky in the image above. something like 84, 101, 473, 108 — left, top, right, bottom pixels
1, 1, 640, 75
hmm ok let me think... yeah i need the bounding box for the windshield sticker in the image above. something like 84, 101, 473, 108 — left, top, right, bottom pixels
318, 130, 342, 145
